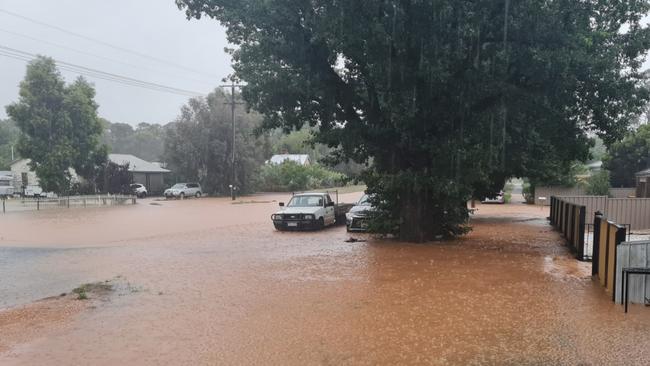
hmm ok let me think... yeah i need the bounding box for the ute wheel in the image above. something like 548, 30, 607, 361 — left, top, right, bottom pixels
195, 192, 201, 198
179, 192, 185, 200
315, 217, 325, 230
141, 192, 147, 198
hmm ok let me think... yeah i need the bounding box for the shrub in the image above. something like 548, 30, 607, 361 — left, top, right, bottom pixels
258, 161, 345, 192
585, 170, 611, 196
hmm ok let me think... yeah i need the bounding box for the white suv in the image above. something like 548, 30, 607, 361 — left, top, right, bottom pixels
164, 183, 202, 199
130, 183, 148, 198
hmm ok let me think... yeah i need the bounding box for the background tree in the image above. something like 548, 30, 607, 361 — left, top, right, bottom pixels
164, 89, 265, 194
5, 56, 107, 193
102, 120, 167, 162
178, 1, 650, 241
96, 161, 132, 194
603, 124, 650, 187
0, 119, 19, 169
585, 170, 611, 196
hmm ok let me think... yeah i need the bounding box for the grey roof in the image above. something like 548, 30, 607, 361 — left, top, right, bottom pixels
108, 154, 170, 173
636, 168, 650, 176
269, 154, 310, 165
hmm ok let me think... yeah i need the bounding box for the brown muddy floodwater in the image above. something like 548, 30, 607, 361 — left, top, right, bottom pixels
1, 194, 650, 365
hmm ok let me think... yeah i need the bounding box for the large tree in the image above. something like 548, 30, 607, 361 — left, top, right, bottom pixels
603, 123, 650, 187
6, 56, 107, 193
0, 119, 20, 169
102, 120, 167, 162
164, 89, 265, 194
178, 0, 650, 241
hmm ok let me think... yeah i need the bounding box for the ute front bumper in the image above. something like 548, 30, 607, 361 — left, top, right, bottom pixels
272, 213, 318, 230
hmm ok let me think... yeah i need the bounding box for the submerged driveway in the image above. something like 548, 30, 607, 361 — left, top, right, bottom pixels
1, 195, 650, 365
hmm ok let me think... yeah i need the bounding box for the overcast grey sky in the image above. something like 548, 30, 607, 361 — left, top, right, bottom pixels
0, 0, 231, 126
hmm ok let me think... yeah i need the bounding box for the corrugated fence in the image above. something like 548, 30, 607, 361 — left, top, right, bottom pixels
556, 196, 650, 230
615, 241, 650, 305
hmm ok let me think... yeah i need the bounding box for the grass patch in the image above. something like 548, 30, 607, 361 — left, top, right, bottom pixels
72, 282, 113, 300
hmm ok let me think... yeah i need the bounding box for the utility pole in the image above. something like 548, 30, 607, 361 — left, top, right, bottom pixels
220, 79, 243, 200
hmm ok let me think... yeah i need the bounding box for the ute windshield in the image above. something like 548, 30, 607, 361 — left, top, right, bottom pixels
287, 195, 323, 207
357, 194, 372, 206
171, 184, 186, 189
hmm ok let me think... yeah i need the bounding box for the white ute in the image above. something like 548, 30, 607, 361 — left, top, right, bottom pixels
271, 192, 339, 231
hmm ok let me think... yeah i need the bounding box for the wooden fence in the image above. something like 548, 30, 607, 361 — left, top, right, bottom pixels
592, 213, 628, 300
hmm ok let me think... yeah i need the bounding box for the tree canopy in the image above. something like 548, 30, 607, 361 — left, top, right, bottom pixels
178, 0, 650, 241
6, 56, 107, 193
0, 119, 19, 169
603, 123, 650, 187
102, 120, 167, 162
164, 89, 266, 195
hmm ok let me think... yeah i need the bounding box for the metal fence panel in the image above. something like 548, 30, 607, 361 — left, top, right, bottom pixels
535, 186, 585, 205
607, 198, 650, 231
616, 241, 650, 304
557, 196, 607, 225
610, 188, 636, 198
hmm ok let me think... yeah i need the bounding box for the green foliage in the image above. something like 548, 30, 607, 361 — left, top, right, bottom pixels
0, 119, 19, 169
164, 89, 265, 195
603, 124, 650, 187
178, 1, 650, 241
96, 162, 132, 194
103, 120, 167, 162
5, 57, 107, 193
522, 182, 535, 204
258, 161, 345, 192
585, 170, 611, 196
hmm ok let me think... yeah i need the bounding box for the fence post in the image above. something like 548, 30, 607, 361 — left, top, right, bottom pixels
37, 197, 39, 211
577, 206, 586, 260
2, 198, 4, 214
592, 211, 603, 276
612, 224, 627, 302
550, 196, 555, 225
67, 196, 70, 208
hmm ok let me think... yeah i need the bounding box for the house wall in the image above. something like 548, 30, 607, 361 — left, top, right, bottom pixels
10, 159, 39, 192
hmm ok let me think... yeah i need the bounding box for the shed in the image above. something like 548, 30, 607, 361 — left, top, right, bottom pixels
268, 154, 311, 166
636, 168, 650, 198
108, 154, 170, 194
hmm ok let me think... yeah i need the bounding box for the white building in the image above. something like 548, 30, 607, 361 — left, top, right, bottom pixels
268, 154, 311, 166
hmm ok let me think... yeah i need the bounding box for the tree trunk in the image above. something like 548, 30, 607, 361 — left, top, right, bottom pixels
399, 185, 437, 242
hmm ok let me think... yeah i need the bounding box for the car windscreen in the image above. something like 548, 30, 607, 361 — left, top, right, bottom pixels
357, 194, 371, 206
171, 184, 185, 189
287, 195, 323, 207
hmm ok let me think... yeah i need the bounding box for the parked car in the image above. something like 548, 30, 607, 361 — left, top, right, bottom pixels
482, 191, 505, 204
0, 176, 13, 198
271, 192, 352, 231
164, 183, 202, 199
346, 193, 375, 232
130, 183, 148, 198
24, 185, 44, 198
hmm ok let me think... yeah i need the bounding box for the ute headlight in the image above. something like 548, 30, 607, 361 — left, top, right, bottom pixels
345, 212, 353, 220
272, 214, 279, 220
304, 214, 315, 220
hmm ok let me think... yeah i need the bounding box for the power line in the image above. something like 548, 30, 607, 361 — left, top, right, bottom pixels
0, 8, 220, 79
0, 45, 205, 97
0, 28, 217, 87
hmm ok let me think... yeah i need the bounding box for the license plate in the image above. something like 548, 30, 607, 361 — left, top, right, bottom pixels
287, 222, 298, 227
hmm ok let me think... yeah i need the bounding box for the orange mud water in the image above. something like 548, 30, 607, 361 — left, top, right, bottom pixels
1, 193, 649, 365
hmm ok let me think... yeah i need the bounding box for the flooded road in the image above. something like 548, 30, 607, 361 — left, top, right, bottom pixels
1, 194, 650, 365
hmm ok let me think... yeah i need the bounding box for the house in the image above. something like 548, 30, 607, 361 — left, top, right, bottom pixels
268, 154, 311, 166
10, 155, 170, 195
636, 168, 650, 198
108, 154, 170, 194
